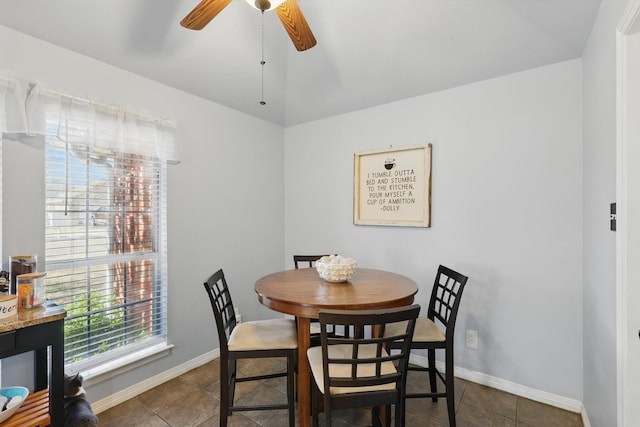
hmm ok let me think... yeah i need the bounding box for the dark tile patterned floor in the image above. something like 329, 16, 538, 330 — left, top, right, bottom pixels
96, 358, 583, 427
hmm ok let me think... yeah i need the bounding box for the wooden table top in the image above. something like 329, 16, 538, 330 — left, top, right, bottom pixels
254, 267, 419, 318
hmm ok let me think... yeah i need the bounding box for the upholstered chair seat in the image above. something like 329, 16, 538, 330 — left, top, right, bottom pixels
385, 316, 446, 344
228, 318, 298, 351
308, 343, 398, 395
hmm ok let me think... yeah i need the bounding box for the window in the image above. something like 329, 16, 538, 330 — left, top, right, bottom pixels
40, 92, 173, 372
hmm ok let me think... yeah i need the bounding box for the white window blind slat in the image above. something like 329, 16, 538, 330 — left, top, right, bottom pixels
44, 107, 168, 371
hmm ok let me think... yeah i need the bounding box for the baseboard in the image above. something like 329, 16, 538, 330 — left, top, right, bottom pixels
581, 406, 591, 427
92, 348, 219, 414
92, 349, 590, 421
409, 354, 586, 415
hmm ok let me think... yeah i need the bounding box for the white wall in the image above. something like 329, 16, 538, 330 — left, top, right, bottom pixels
1, 10, 618, 416
284, 59, 584, 400
582, 1, 630, 426
0, 25, 285, 401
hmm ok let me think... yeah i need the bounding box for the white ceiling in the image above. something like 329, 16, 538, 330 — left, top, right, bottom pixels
0, 0, 601, 126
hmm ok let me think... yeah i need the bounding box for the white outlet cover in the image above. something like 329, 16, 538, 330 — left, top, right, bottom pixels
466, 330, 479, 349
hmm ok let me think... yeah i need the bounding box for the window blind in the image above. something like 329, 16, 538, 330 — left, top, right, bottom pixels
45, 113, 168, 371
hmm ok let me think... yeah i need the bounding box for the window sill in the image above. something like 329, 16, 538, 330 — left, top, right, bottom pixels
80, 343, 174, 388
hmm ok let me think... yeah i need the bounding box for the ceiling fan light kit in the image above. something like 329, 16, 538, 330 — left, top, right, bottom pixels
248, 0, 286, 12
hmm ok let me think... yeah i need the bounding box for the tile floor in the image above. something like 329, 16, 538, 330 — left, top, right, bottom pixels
97, 358, 583, 427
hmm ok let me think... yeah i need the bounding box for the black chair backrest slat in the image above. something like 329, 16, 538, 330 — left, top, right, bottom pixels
203, 269, 238, 353
428, 265, 469, 340
293, 254, 329, 269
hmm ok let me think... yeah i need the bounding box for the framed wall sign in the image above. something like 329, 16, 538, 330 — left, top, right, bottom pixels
354, 144, 432, 227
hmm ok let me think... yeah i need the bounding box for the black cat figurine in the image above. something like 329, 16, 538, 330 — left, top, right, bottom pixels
64, 373, 99, 427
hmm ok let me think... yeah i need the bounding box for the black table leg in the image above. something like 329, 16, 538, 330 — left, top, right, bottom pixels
49, 321, 65, 426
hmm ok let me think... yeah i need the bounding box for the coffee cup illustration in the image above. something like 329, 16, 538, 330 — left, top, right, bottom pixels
384, 158, 396, 170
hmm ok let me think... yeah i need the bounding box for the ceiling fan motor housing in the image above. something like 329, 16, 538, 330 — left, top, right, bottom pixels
255, 0, 272, 11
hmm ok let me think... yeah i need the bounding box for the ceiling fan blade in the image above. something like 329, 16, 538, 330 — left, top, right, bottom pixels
180, 0, 233, 30
276, 0, 317, 51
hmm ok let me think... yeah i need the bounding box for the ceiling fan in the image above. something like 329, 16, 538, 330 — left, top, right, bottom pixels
180, 0, 317, 51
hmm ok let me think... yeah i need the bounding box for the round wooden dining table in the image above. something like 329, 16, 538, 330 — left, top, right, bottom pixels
254, 267, 418, 427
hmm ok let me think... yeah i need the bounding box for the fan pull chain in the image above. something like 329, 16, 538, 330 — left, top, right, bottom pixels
259, 11, 266, 106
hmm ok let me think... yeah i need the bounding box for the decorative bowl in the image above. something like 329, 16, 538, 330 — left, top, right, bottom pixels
0, 386, 29, 423
316, 255, 357, 283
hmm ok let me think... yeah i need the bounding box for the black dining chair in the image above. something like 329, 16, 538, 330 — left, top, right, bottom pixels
308, 304, 421, 427
203, 269, 297, 427
386, 265, 469, 427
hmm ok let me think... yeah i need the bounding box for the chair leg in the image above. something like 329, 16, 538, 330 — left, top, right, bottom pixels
324, 394, 332, 427
228, 358, 237, 412
371, 406, 381, 427
311, 381, 319, 427
427, 349, 438, 402
287, 353, 295, 427
220, 357, 229, 427
395, 398, 403, 427
446, 349, 456, 427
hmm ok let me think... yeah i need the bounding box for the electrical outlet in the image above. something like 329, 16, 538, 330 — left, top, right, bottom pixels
466, 330, 479, 349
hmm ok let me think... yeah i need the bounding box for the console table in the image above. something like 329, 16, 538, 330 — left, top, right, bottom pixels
0, 301, 66, 426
